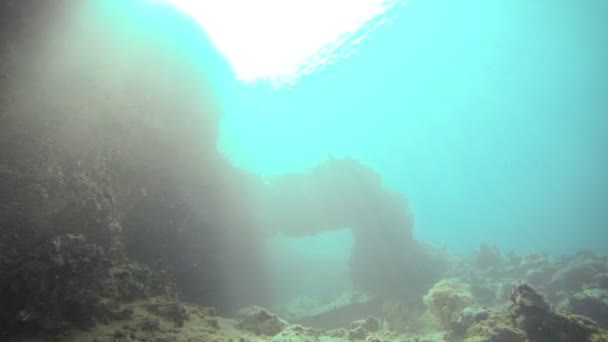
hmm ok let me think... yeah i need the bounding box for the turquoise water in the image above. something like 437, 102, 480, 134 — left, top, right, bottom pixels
266, 230, 354, 302
216, 0, 608, 255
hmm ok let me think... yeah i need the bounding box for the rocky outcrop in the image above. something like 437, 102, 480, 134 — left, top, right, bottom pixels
271, 324, 322, 342
509, 283, 608, 342
549, 258, 608, 292
460, 283, 608, 342
463, 311, 525, 342
348, 316, 381, 340
423, 278, 475, 328
0, 0, 266, 335
561, 288, 608, 329
236, 306, 289, 336
1, 2, 448, 335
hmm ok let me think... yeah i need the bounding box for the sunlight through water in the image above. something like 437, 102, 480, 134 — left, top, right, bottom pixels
154, 0, 401, 84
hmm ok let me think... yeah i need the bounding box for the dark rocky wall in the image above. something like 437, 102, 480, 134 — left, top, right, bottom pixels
0, 0, 269, 333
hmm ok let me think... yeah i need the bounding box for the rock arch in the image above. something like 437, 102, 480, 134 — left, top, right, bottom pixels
259, 157, 443, 298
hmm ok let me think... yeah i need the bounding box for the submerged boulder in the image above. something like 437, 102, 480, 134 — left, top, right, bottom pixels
348, 316, 381, 340
351, 316, 381, 333
510, 283, 608, 342
235, 306, 288, 336
462, 283, 608, 342
271, 324, 321, 342
595, 273, 608, 289
450, 306, 490, 336
561, 288, 608, 329
509, 283, 550, 312
423, 278, 475, 328
549, 259, 607, 292
464, 311, 525, 342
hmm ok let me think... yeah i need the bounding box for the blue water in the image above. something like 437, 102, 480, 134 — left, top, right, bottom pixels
218, 0, 608, 255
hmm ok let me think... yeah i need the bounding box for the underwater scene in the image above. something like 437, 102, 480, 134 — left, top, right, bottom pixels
1, 0, 607, 341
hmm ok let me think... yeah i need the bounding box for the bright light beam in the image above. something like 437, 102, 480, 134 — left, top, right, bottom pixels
156, 0, 395, 83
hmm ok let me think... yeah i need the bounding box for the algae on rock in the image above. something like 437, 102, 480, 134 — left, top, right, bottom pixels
423, 278, 475, 328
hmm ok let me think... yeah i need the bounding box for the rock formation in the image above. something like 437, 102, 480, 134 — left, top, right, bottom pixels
0, 0, 445, 338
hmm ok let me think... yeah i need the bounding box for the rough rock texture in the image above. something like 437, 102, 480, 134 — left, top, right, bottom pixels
0, 0, 265, 336
236, 306, 289, 336
351, 316, 381, 333
466, 272, 502, 307
463, 313, 526, 342
561, 288, 608, 329
423, 278, 475, 328
271, 324, 321, 342
457, 248, 608, 312
450, 306, 490, 336
595, 273, 608, 289
44, 297, 228, 342
347, 316, 381, 340
509, 283, 608, 342
464, 311, 525, 342
549, 258, 608, 292
459, 283, 608, 342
